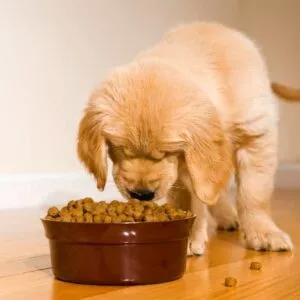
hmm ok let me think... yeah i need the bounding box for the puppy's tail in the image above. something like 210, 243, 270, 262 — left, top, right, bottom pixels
271, 82, 300, 102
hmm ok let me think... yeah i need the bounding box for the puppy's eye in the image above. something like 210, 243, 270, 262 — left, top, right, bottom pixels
149, 179, 160, 185
123, 147, 135, 157
151, 150, 165, 160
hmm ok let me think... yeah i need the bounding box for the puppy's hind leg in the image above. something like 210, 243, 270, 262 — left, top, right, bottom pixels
208, 188, 239, 231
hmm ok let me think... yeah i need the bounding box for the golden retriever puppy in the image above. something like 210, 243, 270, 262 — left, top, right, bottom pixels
77, 22, 294, 255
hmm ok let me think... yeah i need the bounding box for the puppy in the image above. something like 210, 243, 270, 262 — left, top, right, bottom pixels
77, 22, 296, 255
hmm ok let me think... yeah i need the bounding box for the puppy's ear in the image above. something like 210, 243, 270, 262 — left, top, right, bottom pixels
184, 123, 232, 205
77, 105, 108, 191
161, 136, 186, 152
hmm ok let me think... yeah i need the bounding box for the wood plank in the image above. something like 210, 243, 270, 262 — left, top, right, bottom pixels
84, 253, 299, 300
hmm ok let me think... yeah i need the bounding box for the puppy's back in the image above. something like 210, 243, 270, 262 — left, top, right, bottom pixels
137, 22, 271, 125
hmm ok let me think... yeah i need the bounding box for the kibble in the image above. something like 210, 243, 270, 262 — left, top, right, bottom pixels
84, 212, 93, 223
44, 198, 194, 223
70, 207, 83, 218
94, 204, 106, 215
75, 199, 84, 208
61, 212, 72, 222
104, 215, 112, 223
250, 261, 262, 270
115, 204, 125, 215
83, 202, 94, 213
224, 277, 237, 287
67, 200, 76, 209
133, 211, 143, 221
83, 197, 94, 204
74, 215, 84, 223
93, 214, 103, 223
47, 207, 60, 217
61, 207, 70, 215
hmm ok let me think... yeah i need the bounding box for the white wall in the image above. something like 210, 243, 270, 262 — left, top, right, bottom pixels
2, 0, 299, 209
0, 0, 240, 209
239, 0, 300, 163
0, 0, 239, 174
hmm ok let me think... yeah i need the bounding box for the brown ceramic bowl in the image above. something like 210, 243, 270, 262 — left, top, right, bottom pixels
41, 216, 195, 285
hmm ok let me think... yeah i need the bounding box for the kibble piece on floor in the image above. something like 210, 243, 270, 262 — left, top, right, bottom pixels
250, 261, 262, 270
224, 277, 237, 287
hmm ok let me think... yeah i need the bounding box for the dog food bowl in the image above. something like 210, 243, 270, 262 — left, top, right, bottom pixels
41, 217, 195, 285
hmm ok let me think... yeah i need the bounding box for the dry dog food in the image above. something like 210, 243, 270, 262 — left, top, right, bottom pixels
250, 261, 262, 270
45, 198, 193, 223
223, 262, 262, 288
224, 277, 237, 287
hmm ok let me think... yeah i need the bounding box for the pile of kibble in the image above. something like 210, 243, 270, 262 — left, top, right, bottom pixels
45, 198, 194, 223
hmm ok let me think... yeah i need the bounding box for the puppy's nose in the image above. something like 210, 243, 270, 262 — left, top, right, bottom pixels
129, 190, 155, 201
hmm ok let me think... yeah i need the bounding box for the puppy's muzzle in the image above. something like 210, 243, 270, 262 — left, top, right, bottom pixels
128, 190, 155, 201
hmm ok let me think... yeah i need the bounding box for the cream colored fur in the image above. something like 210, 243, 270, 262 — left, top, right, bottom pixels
78, 22, 294, 255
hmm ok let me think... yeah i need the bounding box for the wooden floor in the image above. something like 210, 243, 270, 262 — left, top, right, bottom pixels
0, 189, 299, 300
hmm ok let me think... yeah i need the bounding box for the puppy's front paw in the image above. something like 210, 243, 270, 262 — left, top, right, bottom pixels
216, 216, 239, 232
187, 231, 208, 256
210, 202, 239, 231
242, 228, 293, 251
187, 239, 206, 256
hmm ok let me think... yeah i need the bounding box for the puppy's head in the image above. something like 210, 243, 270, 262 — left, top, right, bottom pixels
109, 148, 179, 201
78, 62, 232, 204
78, 113, 181, 201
